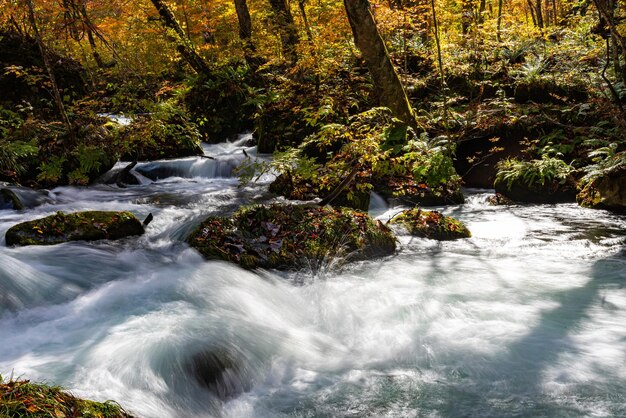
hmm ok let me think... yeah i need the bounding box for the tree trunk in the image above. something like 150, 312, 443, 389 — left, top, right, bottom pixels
343, 0, 416, 127
267, 0, 300, 64
497, 0, 504, 41
234, 0, 259, 66
149, 0, 210, 74
25, 0, 74, 139
535, 0, 544, 27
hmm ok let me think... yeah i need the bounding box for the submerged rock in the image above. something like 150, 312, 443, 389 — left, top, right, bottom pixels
188, 349, 251, 400
0, 188, 23, 210
577, 168, 626, 212
0, 186, 53, 210
187, 204, 396, 270
390, 208, 471, 240
5, 211, 144, 246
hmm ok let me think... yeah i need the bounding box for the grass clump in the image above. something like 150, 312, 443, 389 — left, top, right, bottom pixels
0, 377, 132, 417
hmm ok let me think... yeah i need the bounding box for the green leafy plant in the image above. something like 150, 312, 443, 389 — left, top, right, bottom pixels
495, 155, 574, 190
581, 144, 626, 184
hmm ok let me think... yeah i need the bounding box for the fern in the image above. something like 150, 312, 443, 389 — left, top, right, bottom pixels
496, 155, 573, 190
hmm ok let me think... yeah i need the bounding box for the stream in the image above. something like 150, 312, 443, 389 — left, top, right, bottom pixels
1, 135, 625, 417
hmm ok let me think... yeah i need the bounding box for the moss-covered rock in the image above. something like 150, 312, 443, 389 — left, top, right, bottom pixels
577, 168, 626, 212
269, 107, 463, 209
115, 112, 203, 161
0, 379, 133, 417
187, 204, 396, 270
5, 211, 144, 246
390, 208, 471, 240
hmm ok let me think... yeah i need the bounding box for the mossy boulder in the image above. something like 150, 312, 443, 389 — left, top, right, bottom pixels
187, 204, 396, 270
5, 211, 144, 246
269, 107, 463, 210
390, 208, 471, 240
577, 168, 626, 212
0, 379, 133, 417
115, 112, 203, 161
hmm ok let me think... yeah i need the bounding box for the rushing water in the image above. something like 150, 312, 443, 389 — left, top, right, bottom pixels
1, 136, 625, 417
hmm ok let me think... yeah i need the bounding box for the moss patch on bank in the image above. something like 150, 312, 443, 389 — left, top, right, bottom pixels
5, 211, 144, 246
0, 378, 133, 418
187, 204, 396, 270
263, 107, 463, 210
390, 208, 471, 240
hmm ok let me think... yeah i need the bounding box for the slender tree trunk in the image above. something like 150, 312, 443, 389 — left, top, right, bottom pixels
234, 0, 260, 66
267, 0, 300, 64
25, 0, 74, 139
535, 0, 544, 27
343, 0, 416, 127
149, 0, 210, 74
497, 0, 504, 42
478, 0, 487, 23
527, 0, 538, 26
461, 0, 473, 34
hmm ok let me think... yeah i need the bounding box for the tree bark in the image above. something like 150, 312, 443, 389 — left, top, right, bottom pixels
343, 0, 416, 127
25, 0, 74, 139
267, 0, 300, 64
497, 0, 504, 41
234, 0, 259, 66
535, 0, 544, 27
149, 0, 210, 74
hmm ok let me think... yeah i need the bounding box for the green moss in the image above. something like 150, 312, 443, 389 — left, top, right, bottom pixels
0, 378, 133, 417
390, 208, 471, 241
5, 211, 144, 246
187, 204, 396, 270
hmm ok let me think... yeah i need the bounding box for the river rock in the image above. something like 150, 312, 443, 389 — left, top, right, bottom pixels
494, 177, 577, 203
390, 208, 471, 240
188, 349, 251, 399
187, 204, 396, 270
0, 186, 53, 210
577, 169, 626, 212
5, 211, 144, 246
0, 188, 23, 210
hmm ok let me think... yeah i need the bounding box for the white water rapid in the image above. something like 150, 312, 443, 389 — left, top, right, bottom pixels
1, 136, 625, 417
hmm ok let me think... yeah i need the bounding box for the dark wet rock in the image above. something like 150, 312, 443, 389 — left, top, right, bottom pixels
487, 193, 516, 206
101, 161, 141, 186
390, 208, 471, 240
0, 188, 23, 210
494, 178, 577, 204
577, 168, 626, 212
0, 187, 52, 210
5, 211, 144, 246
187, 204, 396, 270
188, 349, 251, 399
